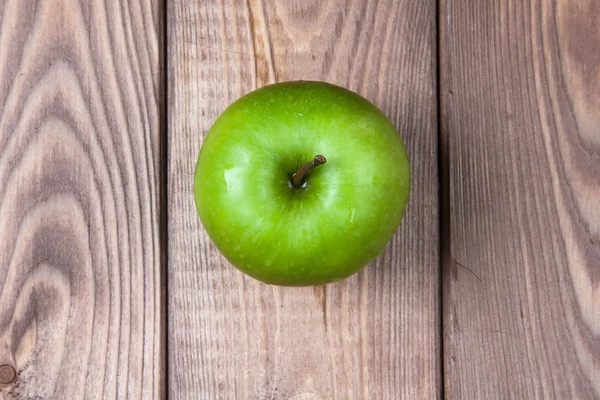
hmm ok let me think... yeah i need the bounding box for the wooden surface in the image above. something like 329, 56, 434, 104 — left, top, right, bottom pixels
440, 0, 600, 398
1, 0, 599, 398
0, 0, 165, 398
167, 0, 439, 399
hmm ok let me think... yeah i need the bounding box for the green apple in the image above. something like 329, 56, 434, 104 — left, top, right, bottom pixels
194, 81, 410, 286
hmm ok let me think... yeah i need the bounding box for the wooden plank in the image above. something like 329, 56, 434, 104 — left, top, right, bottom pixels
440, 0, 600, 398
0, 0, 165, 398
167, 1, 439, 398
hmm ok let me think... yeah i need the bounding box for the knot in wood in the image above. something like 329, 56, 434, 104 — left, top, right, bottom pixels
0, 364, 16, 384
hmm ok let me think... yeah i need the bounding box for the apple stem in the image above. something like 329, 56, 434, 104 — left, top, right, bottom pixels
292, 155, 326, 187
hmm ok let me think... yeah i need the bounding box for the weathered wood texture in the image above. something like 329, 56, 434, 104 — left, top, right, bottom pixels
440, 0, 600, 398
168, 0, 439, 399
0, 0, 165, 398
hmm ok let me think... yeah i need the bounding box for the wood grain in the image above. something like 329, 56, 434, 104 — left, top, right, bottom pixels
440, 0, 600, 398
168, 0, 439, 399
0, 0, 165, 398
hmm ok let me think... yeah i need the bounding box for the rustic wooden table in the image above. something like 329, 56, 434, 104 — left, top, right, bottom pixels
0, 0, 598, 399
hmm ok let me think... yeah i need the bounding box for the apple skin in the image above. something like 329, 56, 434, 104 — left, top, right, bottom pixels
194, 81, 410, 286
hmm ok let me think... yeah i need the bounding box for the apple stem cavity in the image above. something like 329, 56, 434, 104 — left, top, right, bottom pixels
291, 155, 326, 188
